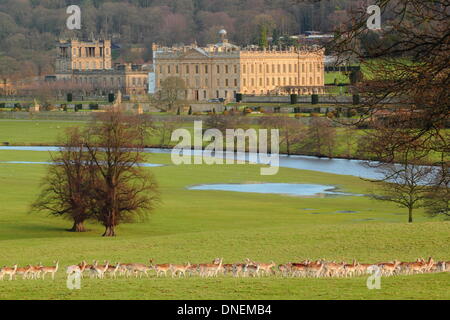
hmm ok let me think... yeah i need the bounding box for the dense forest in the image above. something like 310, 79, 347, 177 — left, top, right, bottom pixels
0, 0, 369, 79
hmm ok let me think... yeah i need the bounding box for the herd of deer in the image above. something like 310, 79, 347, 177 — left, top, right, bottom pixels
1, 257, 448, 281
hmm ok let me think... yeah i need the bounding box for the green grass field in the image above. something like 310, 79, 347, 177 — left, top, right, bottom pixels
0, 120, 449, 300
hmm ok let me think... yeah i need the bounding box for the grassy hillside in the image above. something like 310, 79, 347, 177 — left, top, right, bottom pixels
0, 149, 448, 300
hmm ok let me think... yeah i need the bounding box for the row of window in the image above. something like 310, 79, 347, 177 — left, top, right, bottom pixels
74, 77, 147, 86
190, 89, 237, 100
159, 62, 323, 75
160, 75, 322, 88
72, 47, 110, 57
72, 61, 111, 70
242, 76, 322, 87
242, 62, 322, 74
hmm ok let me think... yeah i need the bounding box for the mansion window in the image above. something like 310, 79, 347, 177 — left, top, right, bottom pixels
176, 65, 179, 73
217, 65, 220, 74
234, 79, 238, 86
186, 66, 190, 73
205, 65, 208, 74
195, 65, 199, 74
234, 65, 238, 73
225, 65, 229, 73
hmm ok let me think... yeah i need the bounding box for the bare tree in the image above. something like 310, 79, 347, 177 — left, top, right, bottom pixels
156, 76, 187, 112
31, 128, 95, 232
260, 116, 303, 155
85, 110, 159, 237
301, 116, 337, 158
330, 0, 449, 163
425, 163, 450, 220
370, 161, 435, 223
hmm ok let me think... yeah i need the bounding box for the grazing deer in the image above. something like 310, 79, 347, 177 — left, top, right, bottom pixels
94, 261, 110, 279
290, 263, 308, 278
27, 263, 43, 280
1, 265, 18, 280
83, 261, 98, 278
222, 264, 234, 276
232, 263, 246, 277
15, 266, 32, 280
170, 263, 192, 278
379, 260, 400, 277
41, 261, 59, 280
243, 259, 260, 277
256, 261, 276, 276
199, 258, 223, 277
153, 263, 172, 277
356, 263, 372, 276
67, 261, 87, 277
105, 263, 121, 279
126, 262, 152, 278
277, 264, 291, 277
323, 262, 344, 278
186, 264, 199, 277
307, 261, 325, 278
343, 260, 358, 278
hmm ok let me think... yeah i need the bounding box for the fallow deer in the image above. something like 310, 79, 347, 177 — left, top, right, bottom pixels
2, 265, 18, 280
41, 261, 59, 280
153, 263, 172, 277
89, 261, 109, 279
105, 263, 121, 279
170, 263, 192, 278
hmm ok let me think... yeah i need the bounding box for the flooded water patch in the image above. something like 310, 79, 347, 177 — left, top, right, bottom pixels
188, 183, 358, 198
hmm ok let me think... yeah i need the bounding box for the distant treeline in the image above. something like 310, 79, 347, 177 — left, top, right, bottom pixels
0, 0, 401, 81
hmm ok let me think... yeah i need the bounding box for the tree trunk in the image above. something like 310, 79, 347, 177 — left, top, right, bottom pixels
69, 221, 86, 232
103, 225, 116, 237
408, 207, 413, 223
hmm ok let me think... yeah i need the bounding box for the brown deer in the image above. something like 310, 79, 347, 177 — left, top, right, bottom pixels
41, 261, 59, 280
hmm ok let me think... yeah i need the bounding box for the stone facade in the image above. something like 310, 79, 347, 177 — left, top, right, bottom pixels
153, 31, 325, 102
55, 38, 149, 95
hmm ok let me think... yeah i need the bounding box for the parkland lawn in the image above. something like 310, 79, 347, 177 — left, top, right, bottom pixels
0, 120, 449, 300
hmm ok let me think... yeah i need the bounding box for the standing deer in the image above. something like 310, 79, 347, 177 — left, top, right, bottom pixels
41, 261, 59, 280
1, 265, 18, 280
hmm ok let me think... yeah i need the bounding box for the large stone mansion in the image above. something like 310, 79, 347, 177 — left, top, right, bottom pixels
54, 38, 149, 95
152, 30, 325, 102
